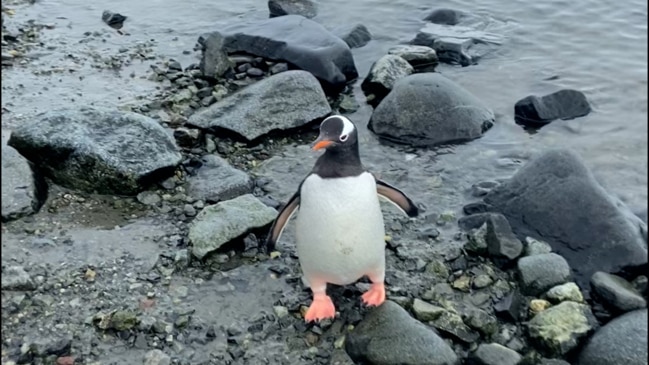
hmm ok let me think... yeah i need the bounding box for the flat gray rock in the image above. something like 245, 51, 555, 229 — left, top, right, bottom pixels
467, 343, 522, 365
388, 45, 438, 70
485, 213, 523, 262
1, 265, 36, 291
187, 155, 254, 203
7, 107, 182, 195
189, 194, 277, 259
204, 15, 357, 91
484, 149, 648, 292
590, 271, 646, 313
1, 144, 47, 222
199, 33, 233, 80
187, 70, 331, 141
577, 309, 647, 365
527, 301, 597, 357
517, 253, 571, 296
368, 73, 494, 147
345, 301, 458, 365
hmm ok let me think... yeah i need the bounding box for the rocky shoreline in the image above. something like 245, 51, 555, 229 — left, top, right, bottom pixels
2, 1, 647, 365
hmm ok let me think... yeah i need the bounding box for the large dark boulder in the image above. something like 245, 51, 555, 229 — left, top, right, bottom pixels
514, 89, 591, 127
8, 107, 182, 195
368, 73, 494, 147
201, 15, 358, 93
483, 149, 648, 292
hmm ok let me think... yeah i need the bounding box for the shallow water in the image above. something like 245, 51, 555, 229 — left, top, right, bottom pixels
2, 0, 647, 216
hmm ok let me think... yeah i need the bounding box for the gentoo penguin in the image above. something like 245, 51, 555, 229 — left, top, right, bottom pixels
265, 115, 419, 322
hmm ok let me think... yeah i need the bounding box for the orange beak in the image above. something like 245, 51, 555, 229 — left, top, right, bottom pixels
312, 139, 334, 151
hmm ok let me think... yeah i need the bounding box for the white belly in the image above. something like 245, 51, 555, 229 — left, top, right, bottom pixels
295, 172, 386, 286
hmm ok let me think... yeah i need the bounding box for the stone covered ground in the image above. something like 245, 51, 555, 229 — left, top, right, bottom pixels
1, 1, 648, 365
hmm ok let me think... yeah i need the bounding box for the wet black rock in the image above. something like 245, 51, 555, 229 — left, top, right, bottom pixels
186, 155, 253, 203
361, 55, 413, 107
463, 202, 491, 215
173, 127, 203, 148
268, 0, 317, 19
101, 10, 127, 29
332, 23, 372, 49
206, 15, 358, 92
458, 212, 491, 231
430, 310, 480, 343
485, 213, 523, 263
8, 107, 182, 195
577, 309, 647, 365
424, 8, 467, 25
494, 290, 523, 322
387, 45, 438, 71
514, 89, 591, 127
187, 70, 331, 141
345, 301, 458, 365
368, 73, 494, 147
518, 253, 571, 296
199, 33, 233, 80
590, 271, 646, 313
483, 149, 648, 292
527, 301, 597, 357
467, 343, 522, 365
1, 265, 36, 291
412, 23, 502, 66
1, 143, 47, 222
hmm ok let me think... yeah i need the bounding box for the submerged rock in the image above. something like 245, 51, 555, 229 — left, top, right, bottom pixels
412, 22, 503, 66
577, 309, 647, 365
189, 194, 277, 259
590, 271, 646, 313
188, 70, 331, 141
332, 23, 372, 49
345, 301, 458, 365
368, 73, 494, 147
1, 144, 47, 222
186, 154, 254, 203
361, 55, 413, 107
424, 8, 467, 25
268, 0, 317, 19
205, 15, 358, 91
514, 89, 591, 127
527, 301, 597, 357
484, 149, 648, 292
8, 107, 182, 195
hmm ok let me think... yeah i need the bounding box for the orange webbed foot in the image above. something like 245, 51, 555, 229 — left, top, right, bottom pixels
361, 282, 386, 307
305, 293, 336, 323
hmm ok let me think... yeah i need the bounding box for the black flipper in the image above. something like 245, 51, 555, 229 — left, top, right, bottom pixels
375, 178, 419, 217
264, 189, 301, 253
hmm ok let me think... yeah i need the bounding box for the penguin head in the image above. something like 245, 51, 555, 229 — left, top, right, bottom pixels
312, 115, 357, 152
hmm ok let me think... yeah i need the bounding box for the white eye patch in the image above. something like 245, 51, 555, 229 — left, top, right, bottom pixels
339, 134, 349, 142
340, 116, 355, 136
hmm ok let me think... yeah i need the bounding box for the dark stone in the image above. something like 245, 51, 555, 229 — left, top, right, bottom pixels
1, 143, 47, 222
424, 8, 467, 25
173, 127, 202, 148
483, 149, 648, 293
199, 33, 233, 80
577, 309, 647, 365
485, 213, 523, 262
187, 71, 331, 141
345, 301, 458, 365
368, 73, 494, 147
514, 89, 591, 127
430, 310, 480, 343
8, 107, 182, 195
101, 10, 127, 29
204, 15, 358, 93
268, 0, 317, 19
590, 271, 646, 314
458, 213, 491, 231
494, 290, 523, 322
332, 23, 372, 49
361, 55, 413, 107
467, 343, 522, 365
463, 202, 491, 215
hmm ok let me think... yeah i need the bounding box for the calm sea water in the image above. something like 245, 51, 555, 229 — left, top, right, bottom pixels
2, 0, 647, 215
